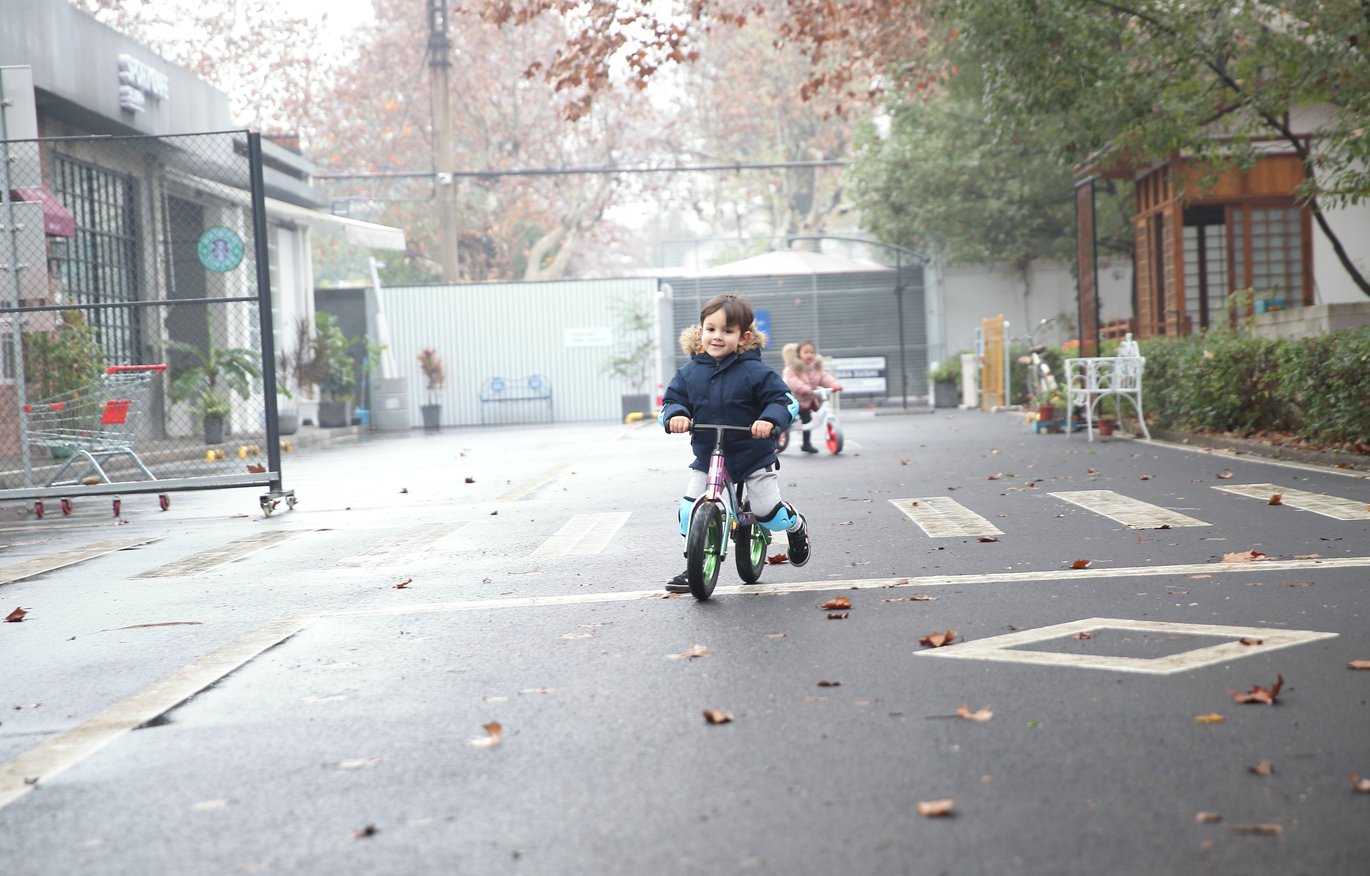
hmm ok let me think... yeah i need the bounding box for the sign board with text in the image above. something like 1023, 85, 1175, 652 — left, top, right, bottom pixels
829, 356, 887, 394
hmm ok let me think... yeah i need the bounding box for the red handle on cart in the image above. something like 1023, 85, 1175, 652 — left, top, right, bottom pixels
105, 364, 167, 374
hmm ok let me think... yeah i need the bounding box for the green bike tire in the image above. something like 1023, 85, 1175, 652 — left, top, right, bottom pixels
734, 520, 769, 584
686, 502, 724, 600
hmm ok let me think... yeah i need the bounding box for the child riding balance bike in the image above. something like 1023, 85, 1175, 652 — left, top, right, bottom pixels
780, 340, 845, 453
660, 294, 812, 597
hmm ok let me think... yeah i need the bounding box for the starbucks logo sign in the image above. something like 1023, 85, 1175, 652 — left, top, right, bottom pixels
197, 226, 245, 273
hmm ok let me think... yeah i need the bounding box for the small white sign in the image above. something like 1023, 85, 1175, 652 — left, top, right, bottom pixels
565, 327, 612, 348
829, 356, 886, 372
839, 377, 886, 394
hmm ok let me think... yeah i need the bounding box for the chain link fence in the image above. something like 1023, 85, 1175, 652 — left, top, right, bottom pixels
0, 130, 289, 518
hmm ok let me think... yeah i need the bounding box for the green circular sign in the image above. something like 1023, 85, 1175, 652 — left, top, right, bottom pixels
197, 226, 245, 272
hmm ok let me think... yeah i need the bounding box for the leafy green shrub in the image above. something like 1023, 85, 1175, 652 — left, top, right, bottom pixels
1277, 328, 1370, 446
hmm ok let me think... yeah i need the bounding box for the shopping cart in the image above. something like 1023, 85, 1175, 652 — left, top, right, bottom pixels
23, 365, 168, 518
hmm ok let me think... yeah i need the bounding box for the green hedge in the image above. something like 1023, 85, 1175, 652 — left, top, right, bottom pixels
1137, 327, 1370, 446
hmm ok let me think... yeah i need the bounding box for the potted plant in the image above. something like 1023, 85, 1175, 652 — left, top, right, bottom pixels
927, 359, 961, 409
167, 313, 262, 444
308, 312, 357, 429
273, 316, 312, 435
601, 298, 656, 421
1038, 392, 1063, 431
417, 348, 445, 430
1097, 395, 1116, 436
23, 310, 105, 457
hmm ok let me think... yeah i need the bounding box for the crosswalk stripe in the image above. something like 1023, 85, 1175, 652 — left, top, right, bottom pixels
131, 531, 308, 579
0, 537, 160, 584
332, 521, 472, 567
1213, 483, 1370, 520
889, 497, 1003, 538
531, 512, 631, 557
1049, 490, 1209, 528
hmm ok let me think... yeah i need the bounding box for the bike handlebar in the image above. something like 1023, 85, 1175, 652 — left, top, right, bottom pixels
690, 423, 756, 434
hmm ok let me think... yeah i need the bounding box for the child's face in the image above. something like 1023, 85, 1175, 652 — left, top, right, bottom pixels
700, 308, 750, 360
800, 344, 816, 365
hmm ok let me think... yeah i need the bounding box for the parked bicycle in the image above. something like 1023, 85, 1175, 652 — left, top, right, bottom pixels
1015, 318, 1059, 408
683, 423, 774, 599
774, 387, 844, 455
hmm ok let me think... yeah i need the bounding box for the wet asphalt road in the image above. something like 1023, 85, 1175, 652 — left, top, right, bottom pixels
0, 409, 1367, 875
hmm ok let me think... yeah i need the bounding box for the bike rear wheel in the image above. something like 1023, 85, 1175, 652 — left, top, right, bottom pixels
686, 502, 725, 599
734, 518, 769, 584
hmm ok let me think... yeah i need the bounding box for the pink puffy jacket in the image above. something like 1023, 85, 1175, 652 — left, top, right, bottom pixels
781, 343, 843, 408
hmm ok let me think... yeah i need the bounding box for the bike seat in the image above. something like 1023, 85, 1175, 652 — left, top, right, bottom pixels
1029, 344, 1048, 354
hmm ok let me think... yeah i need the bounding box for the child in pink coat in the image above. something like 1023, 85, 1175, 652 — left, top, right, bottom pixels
781, 340, 844, 452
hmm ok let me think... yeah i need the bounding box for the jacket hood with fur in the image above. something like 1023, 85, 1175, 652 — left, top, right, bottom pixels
781, 342, 826, 373
679, 324, 769, 357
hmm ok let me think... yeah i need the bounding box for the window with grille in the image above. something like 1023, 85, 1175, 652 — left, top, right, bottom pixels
1230, 205, 1306, 311
51, 155, 142, 365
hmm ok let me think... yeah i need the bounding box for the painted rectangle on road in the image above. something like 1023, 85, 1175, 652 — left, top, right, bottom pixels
532, 512, 631, 557
889, 497, 1003, 538
0, 537, 160, 585
1212, 483, 1370, 521
1050, 490, 1208, 528
333, 521, 473, 568
132, 531, 307, 579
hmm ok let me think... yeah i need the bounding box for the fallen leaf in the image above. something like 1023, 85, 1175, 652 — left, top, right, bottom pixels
1156, 524, 1172, 530
986, 473, 1000, 480
1267, 494, 1282, 505
394, 579, 412, 589
1216, 469, 1234, 479
1168, 590, 1189, 595
1229, 674, 1284, 704
490, 510, 497, 515
897, 578, 909, 584
1070, 559, 1091, 569
766, 553, 789, 564
702, 709, 733, 725
81, 476, 100, 485
469, 721, 502, 747
1353, 771, 1370, 792
1247, 759, 1275, 776
1283, 582, 1314, 588
1293, 554, 1321, 558
339, 757, 384, 769
399, 487, 408, 493
956, 704, 993, 722
5, 607, 26, 623
111, 621, 202, 630
556, 633, 593, 640
976, 536, 998, 543
464, 477, 475, 483
246, 463, 266, 474
191, 799, 228, 812
1222, 550, 1267, 563
920, 629, 958, 648
816, 680, 841, 687
804, 696, 827, 702
909, 595, 936, 601
837, 520, 853, 525
352, 825, 379, 839
668, 643, 713, 659
1139, 474, 1152, 480
1239, 637, 1264, 646
821, 597, 851, 610
1088, 468, 1098, 475
916, 799, 955, 817
1195, 713, 1225, 723
1349, 661, 1370, 670
1229, 824, 1282, 836
1196, 812, 1222, 824
852, 561, 870, 566
1072, 631, 1093, 640
520, 687, 555, 694
900, 458, 910, 465
881, 598, 904, 603
1190, 574, 1212, 579
827, 612, 849, 619
1245, 582, 1264, 586
765, 633, 787, 639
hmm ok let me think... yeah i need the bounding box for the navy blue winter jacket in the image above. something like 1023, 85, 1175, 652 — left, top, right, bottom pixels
659, 326, 798, 481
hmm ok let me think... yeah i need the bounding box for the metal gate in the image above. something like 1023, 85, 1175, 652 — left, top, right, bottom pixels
0, 130, 290, 518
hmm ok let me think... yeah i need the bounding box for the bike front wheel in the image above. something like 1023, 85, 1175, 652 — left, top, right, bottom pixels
826, 420, 844, 454
686, 502, 725, 599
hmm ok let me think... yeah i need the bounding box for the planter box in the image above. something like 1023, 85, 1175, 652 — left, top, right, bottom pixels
371, 377, 411, 430
204, 416, 225, 445
933, 383, 959, 408
276, 409, 300, 436
421, 404, 441, 430
318, 401, 352, 429
620, 393, 651, 421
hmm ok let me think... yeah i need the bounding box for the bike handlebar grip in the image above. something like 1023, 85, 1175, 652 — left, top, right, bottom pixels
690, 423, 756, 433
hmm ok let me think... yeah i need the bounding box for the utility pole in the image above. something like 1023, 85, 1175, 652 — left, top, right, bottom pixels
428, 0, 458, 282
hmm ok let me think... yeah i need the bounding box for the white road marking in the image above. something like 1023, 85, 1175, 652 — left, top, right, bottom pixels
130, 531, 308, 579
0, 613, 314, 810
4, 554, 1366, 813
0, 537, 160, 585
498, 463, 574, 502
918, 617, 1336, 675
889, 497, 1003, 538
332, 521, 472, 567
1136, 437, 1368, 478
1050, 490, 1209, 528
531, 512, 632, 557
1212, 483, 1370, 521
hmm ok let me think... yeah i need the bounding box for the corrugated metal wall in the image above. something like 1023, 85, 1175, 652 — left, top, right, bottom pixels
380, 278, 659, 426
663, 268, 927, 399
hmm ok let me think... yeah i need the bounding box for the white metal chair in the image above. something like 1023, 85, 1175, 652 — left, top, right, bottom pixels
1064, 333, 1150, 441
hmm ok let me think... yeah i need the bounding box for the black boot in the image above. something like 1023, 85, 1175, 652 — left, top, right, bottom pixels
665, 571, 691, 592
800, 433, 819, 453
787, 512, 811, 566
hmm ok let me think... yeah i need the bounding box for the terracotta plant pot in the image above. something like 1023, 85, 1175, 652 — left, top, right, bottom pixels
1098, 417, 1115, 436
1037, 404, 1056, 423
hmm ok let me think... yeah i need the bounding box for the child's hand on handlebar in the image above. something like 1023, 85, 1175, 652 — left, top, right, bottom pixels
669, 416, 691, 433
751, 420, 773, 439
